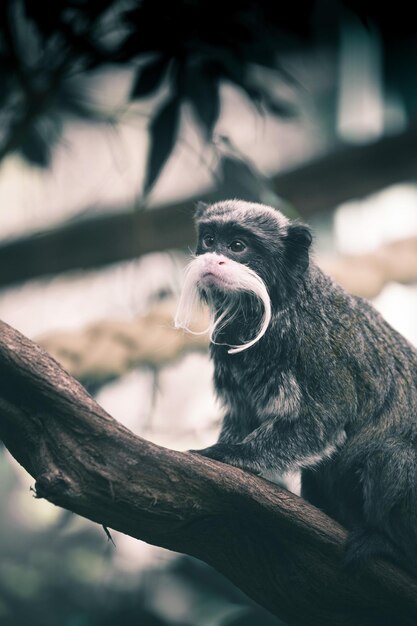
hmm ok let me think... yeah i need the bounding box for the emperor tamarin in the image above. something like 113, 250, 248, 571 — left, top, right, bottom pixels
175, 199, 417, 571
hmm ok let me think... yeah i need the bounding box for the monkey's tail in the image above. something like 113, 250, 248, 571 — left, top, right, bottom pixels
343, 526, 406, 573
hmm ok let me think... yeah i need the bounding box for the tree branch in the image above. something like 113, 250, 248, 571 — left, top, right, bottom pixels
2, 124, 417, 287
319, 235, 417, 298
0, 320, 417, 625
37, 300, 209, 385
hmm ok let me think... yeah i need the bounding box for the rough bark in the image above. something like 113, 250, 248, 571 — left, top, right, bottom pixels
0, 320, 417, 626
1, 124, 417, 287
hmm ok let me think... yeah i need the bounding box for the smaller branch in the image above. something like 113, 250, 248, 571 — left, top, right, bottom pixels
102, 525, 116, 546
37, 300, 208, 385
273, 124, 417, 214
319, 236, 417, 298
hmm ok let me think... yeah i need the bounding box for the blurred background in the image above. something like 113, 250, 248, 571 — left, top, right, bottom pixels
0, 1, 417, 625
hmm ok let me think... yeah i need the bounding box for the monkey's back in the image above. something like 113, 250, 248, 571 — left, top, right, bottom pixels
301, 265, 417, 422
301, 266, 417, 570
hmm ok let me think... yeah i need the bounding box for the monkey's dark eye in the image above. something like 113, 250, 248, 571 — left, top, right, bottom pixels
203, 234, 215, 248
229, 240, 246, 253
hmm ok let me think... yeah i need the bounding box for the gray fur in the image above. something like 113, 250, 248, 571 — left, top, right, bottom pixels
189, 199, 417, 573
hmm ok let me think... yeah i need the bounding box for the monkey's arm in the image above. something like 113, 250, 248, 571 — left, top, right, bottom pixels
217, 412, 257, 444
192, 411, 344, 474
218, 420, 240, 444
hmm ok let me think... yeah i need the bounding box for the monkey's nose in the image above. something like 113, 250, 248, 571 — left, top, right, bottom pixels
218, 260, 225, 265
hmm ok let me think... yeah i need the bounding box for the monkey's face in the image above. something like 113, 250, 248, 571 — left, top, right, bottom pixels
194, 220, 279, 295
175, 200, 311, 353
175, 228, 271, 353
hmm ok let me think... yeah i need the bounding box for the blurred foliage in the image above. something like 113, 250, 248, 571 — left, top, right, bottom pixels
0, 0, 309, 190
2, 0, 417, 193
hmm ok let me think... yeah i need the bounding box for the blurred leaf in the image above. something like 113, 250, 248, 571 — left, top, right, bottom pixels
76, 0, 119, 21
22, 0, 116, 35
18, 126, 51, 167
263, 96, 296, 118
22, 0, 66, 37
187, 66, 221, 140
219, 155, 262, 202
130, 56, 170, 99
214, 54, 296, 119
144, 94, 181, 193
0, 58, 13, 107
58, 81, 103, 122
217, 140, 292, 214
209, 54, 265, 111
274, 61, 302, 86
241, 85, 264, 111
17, 116, 61, 167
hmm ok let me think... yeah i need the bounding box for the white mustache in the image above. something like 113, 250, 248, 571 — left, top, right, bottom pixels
174, 253, 271, 354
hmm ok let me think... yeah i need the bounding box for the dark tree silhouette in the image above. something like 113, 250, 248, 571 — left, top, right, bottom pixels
1, 0, 417, 189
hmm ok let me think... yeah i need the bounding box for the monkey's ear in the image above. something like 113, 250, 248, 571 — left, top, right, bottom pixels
285, 223, 312, 275
195, 201, 208, 218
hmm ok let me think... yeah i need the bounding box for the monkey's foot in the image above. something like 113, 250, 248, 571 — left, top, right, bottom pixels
189, 444, 262, 475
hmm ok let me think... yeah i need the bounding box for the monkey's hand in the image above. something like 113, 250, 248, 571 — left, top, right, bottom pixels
189, 443, 263, 475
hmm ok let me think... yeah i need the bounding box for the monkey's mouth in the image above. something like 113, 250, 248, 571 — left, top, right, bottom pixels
199, 271, 234, 290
